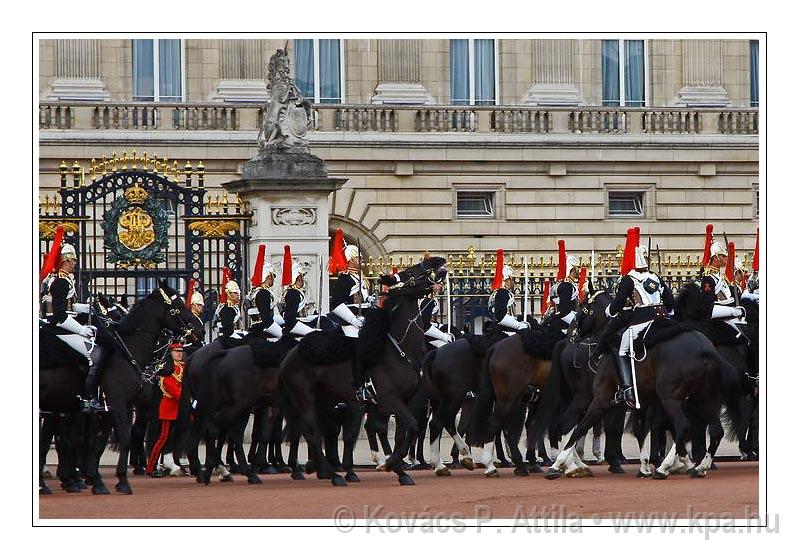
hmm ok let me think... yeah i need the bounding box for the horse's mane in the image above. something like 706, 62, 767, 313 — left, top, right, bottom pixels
674, 282, 712, 322
117, 291, 160, 334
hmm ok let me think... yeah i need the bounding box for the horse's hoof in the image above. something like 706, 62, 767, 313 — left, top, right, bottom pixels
76, 479, 87, 490
114, 481, 133, 495
264, 465, 279, 475
345, 472, 361, 483
484, 468, 500, 478
544, 468, 562, 480
514, 466, 530, 476
39, 485, 52, 495
132, 467, 146, 476
291, 471, 305, 481
42, 469, 53, 480
248, 475, 263, 485
689, 468, 707, 479
331, 475, 347, 487
637, 470, 653, 478
398, 474, 416, 486
653, 470, 668, 480
197, 469, 211, 485
608, 464, 626, 475
710, 461, 718, 470
566, 468, 592, 478
434, 466, 451, 477
461, 457, 475, 470
91, 483, 110, 495
375, 463, 389, 472
448, 461, 463, 470
279, 465, 292, 474
220, 474, 234, 483
528, 462, 544, 474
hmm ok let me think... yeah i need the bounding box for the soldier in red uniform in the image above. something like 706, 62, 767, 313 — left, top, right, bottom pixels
146, 343, 185, 477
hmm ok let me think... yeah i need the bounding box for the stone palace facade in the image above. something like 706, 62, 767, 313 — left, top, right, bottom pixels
38, 37, 760, 269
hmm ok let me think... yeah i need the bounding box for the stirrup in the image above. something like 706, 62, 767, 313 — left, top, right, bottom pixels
80, 397, 106, 413
611, 387, 636, 409
356, 382, 377, 404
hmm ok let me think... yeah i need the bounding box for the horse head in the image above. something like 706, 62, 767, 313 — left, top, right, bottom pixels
379, 256, 447, 300
155, 280, 195, 337
573, 289, 613, 338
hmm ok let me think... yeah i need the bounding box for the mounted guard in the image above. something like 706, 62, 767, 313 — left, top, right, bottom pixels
281, 244, 319, 338
422, 265, 454, 347
605, 227, 674, 409
246, 244, 283, 339
699, 239, 747, 330
40, 231, 105, 411
546, 239, 580, 333
329, 231, 372, 337
214, 269, 246, 347
488, 249, 529, 334
183, 279, 206, 356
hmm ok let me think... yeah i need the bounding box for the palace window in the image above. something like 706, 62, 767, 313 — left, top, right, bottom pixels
132, 39, 184, 102
750, 40, 759, 107
602, 40, 646, 107
450, 39, 498, 105
608, 191, 644, 217
457, 191, 495, 218
294, 39, 343, 103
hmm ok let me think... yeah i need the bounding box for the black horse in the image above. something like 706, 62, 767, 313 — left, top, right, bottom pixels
82, 282, 194, 494
535, 289, 744, 480
279, 257, 445, 486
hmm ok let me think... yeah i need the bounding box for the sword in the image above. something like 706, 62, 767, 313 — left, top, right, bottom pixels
317, 252, 324, 329
357, 238, 363, 319
723, 231, 742, 309
523, 256, 529, 321
629, 329, 641, 410
591, 250, 596, 286
446, 267, 452, 335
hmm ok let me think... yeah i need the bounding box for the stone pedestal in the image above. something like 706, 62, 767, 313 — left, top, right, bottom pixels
224, 151, 346, 315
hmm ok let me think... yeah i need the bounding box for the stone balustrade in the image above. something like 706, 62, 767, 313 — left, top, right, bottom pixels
39, 102, 759, 135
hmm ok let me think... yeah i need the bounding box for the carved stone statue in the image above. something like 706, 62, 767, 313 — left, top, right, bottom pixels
258, 47, 313, 153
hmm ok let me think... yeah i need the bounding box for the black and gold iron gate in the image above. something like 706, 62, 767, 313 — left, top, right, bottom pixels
39, 153, 250, 306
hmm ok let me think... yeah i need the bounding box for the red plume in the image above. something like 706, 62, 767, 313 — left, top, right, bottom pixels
282, 245, 293, 286
541, 280, 551, 316
556, 240, 567, 281
620, 228, 639, 276
250, 244, 266, 287
725, 242, 736, 283
752, 227, 759, 272
491, 249, 505, 290
702, 224, 714, 267
219, 267, 231, 304
185, 278, 196, 307
328, 229, 347, 274
578, 267, 587, 300
40, 225, 65, 283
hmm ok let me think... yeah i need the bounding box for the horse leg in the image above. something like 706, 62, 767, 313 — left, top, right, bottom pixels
288, 432, 305, 480
271, 411, 288, 471
82, 413, 113, 494
429, 401, 456, 476
228, 411, 261, 484
478, 398, 516, 478
545, 401, 610, 480
654, 398, 692, 479
603, 406, 626, 474
341, 405, 364, 483
106, 404, 133, 495
502, 401, 529, 476
293, 387, 343, 485
381, 398, 418, 486
445, 404, 474, 470
690, 417, 723, 478
39, 415, 56, 494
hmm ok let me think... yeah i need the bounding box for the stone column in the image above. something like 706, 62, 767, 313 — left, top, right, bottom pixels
525, 39, 583, 105
44, 39, 110, 101
675, 39, 730, 107
371, 39, 433, 104
224, 155, 346, 315
213, 39, 268, 102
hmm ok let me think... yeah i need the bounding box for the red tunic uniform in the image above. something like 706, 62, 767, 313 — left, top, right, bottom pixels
158, 362, 183, 420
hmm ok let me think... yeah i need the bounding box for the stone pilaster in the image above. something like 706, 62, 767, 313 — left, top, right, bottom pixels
213, 39, 267, 102
44, 39, 110, 101
372, 39, 433, 104
675, 40, 730, 107
525, 39, 583, 106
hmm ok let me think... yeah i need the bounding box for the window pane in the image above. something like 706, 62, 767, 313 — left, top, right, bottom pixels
133, 39, 154, 101
294, 39, 315, 99
319, 39, 341, 103
450, 39, 470, 105
159, 39, 182, 102
457, 192, 494, 217
624, 40, 645, 107
750, 40, 759, 107
601, 40, 620, 106
474, 39, 495, 105
608, 192, 643, 216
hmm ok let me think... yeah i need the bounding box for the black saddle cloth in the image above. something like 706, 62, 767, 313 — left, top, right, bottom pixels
39, 324, 89, 370
519, 324, 567, 360
219, 335, 247, 350
465, 327, 508, 359
243, 333, 298, 368
298, 328, 356, 366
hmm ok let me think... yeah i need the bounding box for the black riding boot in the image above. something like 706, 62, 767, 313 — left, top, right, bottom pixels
82, 348, 106, 412
610, 354, 637, 409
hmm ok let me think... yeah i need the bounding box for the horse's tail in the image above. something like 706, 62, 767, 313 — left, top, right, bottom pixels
717, 354, 746, 443
465, 347, 496, 447
421, 348, 437, 382
276, 376, 303, 444
527, 339, 567, 450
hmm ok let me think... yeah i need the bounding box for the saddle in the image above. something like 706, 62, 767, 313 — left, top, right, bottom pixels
519, 323, 566, 360
243, 333, 298, 368
39, 323, 89, 370
465, 327, 507, 359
